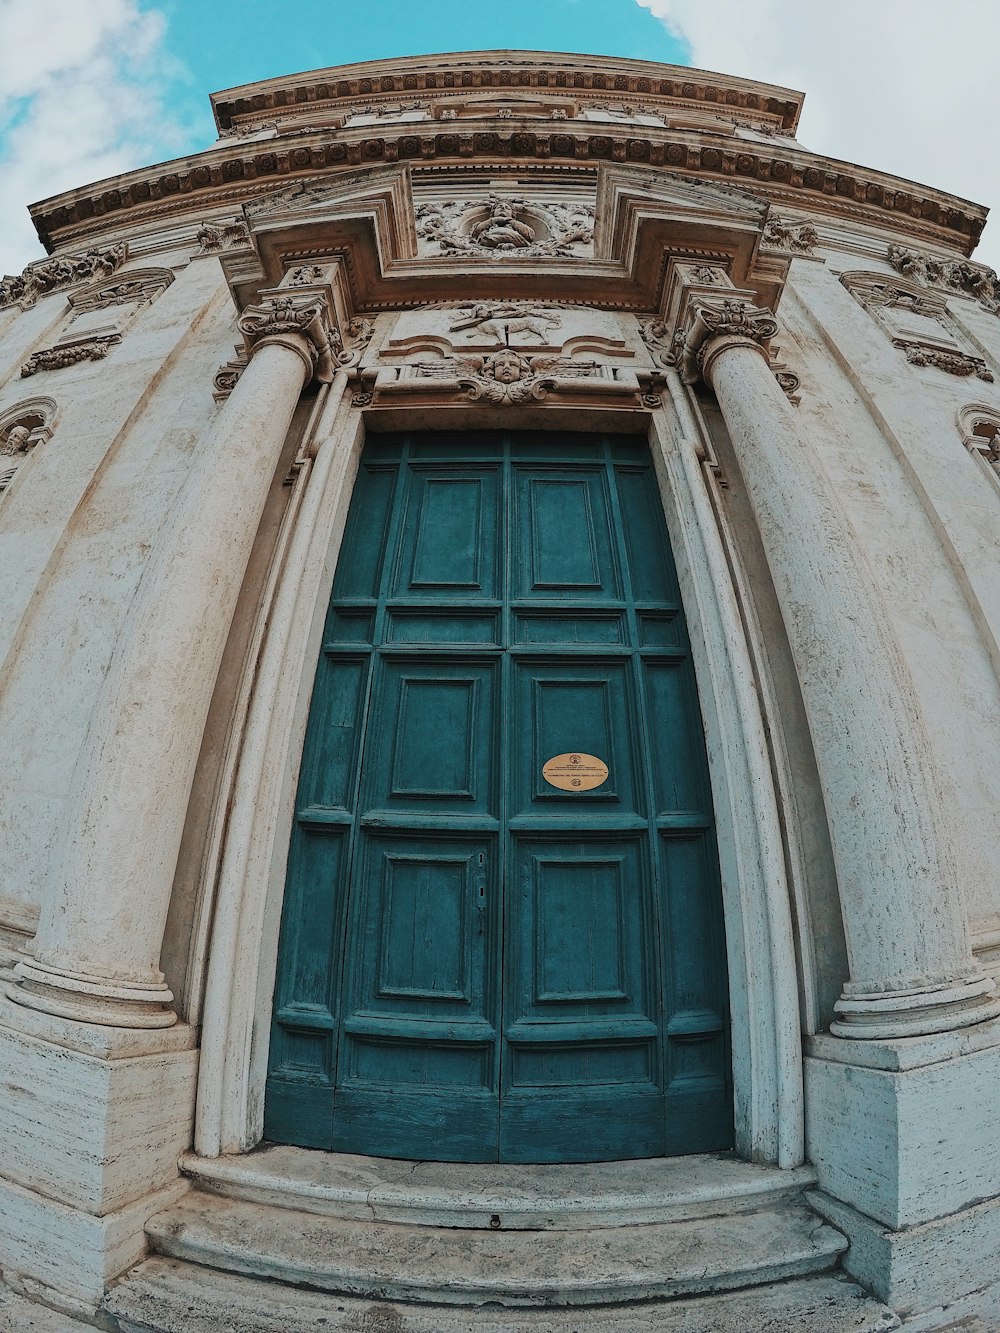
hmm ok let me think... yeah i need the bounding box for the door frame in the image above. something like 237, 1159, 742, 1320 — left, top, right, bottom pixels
192, 391, 804, 1169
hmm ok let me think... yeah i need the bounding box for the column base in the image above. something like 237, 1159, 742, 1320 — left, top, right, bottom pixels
808, 1188, 1000, 1316
10, 957, 177, 1028
831, 973, 1000, 1040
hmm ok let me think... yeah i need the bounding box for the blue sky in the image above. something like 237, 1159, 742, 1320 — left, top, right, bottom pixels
160, 0, 690, 103
1, 0, 998, 273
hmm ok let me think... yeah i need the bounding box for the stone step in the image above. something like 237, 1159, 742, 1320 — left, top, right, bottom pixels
105, 1257, 901, 1332
143, 1190, 847, 1309
180, 1146, 819, 1230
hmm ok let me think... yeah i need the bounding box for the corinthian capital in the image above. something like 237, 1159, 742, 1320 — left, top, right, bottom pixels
670, 296, 778, 385
238, 294, 339, 382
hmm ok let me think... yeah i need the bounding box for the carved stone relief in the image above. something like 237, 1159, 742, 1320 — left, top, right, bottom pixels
958, 405, 1000, 489
643, 297, 778, 385
21, 334, 122, 377
887, 244, 1000, 317
358, 302, 653, 410
69, 268, 174, 313
415, 194, 595, 258
18, 267, 173, 378
761, 214, 819, 254
0, 400, 55, 493
843, 272, 995, 381
0, 243, 129, 311
195, 219, 252, 255
412, 347, 602, 403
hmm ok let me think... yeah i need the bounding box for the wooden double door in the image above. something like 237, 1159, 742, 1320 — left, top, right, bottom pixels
265, 433, 732, 1162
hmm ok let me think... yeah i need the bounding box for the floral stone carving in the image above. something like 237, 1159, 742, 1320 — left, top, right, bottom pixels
761, 215, 819, 254
21, 333, 122, 377
887, 243, 1000, 316
893, 341, 993, 381
196, 220, 252, 255
0, 243, 129, 311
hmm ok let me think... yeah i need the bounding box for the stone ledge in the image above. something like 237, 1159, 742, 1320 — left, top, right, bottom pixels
104, 1259, 900, 1332
182, 1144, 818, 1229
143, 1191, 846, 1308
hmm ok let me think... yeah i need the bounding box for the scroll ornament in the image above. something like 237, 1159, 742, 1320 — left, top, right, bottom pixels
667, 297, 778, 384
237, 295, 339, 382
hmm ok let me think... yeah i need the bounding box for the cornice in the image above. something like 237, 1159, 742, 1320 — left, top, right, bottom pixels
28, 121, 987, 259
209, 51, 804, 134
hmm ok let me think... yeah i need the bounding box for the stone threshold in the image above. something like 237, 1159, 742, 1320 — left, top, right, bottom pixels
180, 1145, 819, 1231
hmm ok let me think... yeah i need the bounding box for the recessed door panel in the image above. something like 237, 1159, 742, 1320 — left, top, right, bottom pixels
365, 659, 498, 817
266, 434, 732, 1163
514, 468, 618, 599
394, 468, 500, 598
513, 661, 638, 815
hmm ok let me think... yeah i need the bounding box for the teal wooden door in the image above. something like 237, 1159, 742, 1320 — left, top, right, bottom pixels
265, 433, 732, 1163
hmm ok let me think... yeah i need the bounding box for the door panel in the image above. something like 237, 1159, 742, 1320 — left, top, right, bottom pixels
265, 434, 732, 1163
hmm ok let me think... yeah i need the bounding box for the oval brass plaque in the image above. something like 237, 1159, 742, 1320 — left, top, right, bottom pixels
542, 752, 609, 792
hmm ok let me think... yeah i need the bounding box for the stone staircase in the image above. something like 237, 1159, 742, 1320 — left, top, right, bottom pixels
103, 1148, 899, 1332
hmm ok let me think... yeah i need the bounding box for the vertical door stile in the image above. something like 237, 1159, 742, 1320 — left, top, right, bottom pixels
604, 441, 670, 1142
501, 437, 517, 1146
329, 440, 412, 1114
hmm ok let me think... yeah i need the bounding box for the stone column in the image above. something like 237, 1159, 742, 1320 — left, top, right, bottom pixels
11, 293, 337, 1028
676, 294, 1000, 1040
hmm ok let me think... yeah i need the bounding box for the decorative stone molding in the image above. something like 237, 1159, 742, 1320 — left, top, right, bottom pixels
211, 58, 802, 135
0, 243, 128, 311
215, 312, 371, 402
356, 302, 649, 412
212, 347, 250, 402
196, 219, 252, 255
772, 367, 801, 401
644, 308, 799, 401
237, 294, 338, 381
665, 296, 779, 384
424, 348, 601, 403
843, 271, 996, 381
415, 195, 595, 257
0, 398, 56, 492
69, 267, 174, 313
958, 404, 1000, 489
21, 333, 122, 377
895, 342, 993, 381
887, 243, 1000, 316
761, 214, 819, 254
359, 352, 649, 412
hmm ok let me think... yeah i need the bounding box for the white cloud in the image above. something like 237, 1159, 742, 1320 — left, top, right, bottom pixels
0, 0, 190, 276
637, 0, 1000, 270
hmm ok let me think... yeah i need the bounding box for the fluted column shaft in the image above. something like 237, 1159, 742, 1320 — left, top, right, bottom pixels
699, 327, 999, 1039
12, 300, 329, 1028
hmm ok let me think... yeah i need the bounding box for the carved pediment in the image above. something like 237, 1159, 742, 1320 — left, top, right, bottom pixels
383, 301, 631, 358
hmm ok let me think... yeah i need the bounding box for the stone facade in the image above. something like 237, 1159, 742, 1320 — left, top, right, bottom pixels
0, 51, 999, 1329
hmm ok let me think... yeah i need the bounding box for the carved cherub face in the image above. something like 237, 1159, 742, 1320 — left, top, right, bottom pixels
486, 350, 529, 383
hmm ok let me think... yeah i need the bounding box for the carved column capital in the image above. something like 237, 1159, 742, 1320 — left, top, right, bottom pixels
670, 296, 778, 385
238, 294, 338, 383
